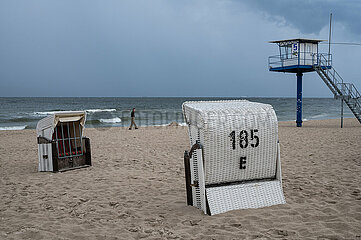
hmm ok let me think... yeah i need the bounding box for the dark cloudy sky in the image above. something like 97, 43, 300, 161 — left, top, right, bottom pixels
1, 0, 360, 97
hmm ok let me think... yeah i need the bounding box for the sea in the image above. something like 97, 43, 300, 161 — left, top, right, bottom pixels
0, 97, 354, 130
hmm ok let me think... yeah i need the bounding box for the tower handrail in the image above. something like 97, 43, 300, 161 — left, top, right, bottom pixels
316, 54, 344, 89
269, 52, 332, 70
317, 53, 361, 99
314, 53, 361, 123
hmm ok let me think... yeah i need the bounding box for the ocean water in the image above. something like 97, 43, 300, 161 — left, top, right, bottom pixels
0, 97, 354, 130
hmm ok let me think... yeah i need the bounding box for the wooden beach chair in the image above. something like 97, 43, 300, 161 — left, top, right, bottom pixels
36, 111, 91, 172
182, 100, 285, 215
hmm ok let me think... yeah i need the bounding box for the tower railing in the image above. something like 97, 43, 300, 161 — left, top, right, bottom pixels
269, 52, 332, 70
316, 53, 361, 99
315, 53, 361, 123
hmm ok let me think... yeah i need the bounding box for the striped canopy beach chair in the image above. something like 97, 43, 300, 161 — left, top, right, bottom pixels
182, 100, 285, 215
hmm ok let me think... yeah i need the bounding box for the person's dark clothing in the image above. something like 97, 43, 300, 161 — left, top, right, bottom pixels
129, 110, 138, 129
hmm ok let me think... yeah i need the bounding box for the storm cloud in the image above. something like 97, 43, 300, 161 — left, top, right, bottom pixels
0, 0, 360, 97
243, 0, 361, 36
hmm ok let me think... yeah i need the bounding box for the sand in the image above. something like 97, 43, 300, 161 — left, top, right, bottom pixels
0, 118, 360, 240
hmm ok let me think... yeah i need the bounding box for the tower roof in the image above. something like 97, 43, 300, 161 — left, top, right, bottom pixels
269, 38, 326, 45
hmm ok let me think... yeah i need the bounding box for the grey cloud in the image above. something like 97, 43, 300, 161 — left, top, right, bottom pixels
0, 0, 359, 97
242, 0, 361, 36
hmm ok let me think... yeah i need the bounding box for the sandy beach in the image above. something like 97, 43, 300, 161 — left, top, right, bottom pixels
0, 118, 360, 240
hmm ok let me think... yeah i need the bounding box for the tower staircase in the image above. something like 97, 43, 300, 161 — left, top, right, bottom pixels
314, 54, 361, 123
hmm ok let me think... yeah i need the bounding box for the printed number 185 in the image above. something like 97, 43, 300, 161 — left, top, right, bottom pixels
229, 129, 259, 150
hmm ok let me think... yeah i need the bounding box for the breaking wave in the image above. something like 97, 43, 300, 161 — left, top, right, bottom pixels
0, 125, 27, 130
33, 109, 116, 115
99, 117, 122, 123
33, 111, 62, 115
86, 109, 116, 113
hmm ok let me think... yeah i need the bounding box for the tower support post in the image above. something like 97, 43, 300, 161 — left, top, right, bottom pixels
341, 99, 344, 128
296, 72, 303, 127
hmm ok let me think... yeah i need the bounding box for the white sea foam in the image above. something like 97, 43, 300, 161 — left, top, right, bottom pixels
86, 109, 116, 113
99, 117, 122, 123
33, 111, 61, 115
293, 119, 308, 122
0, 125, 27, 130
151, 122, 187, 127
33, 109, 116, 115
151, 123, 170, 127
310, 114, 328, 119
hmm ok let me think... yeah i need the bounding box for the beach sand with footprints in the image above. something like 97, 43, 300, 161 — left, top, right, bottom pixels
1, 118, 360, 239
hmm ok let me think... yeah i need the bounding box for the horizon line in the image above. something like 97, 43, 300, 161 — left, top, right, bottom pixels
0, 96, 335, 98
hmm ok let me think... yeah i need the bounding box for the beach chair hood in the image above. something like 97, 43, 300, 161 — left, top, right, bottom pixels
36, 111, 86, 139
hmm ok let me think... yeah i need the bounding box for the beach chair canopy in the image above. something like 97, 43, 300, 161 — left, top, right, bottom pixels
36, 111, 86, 140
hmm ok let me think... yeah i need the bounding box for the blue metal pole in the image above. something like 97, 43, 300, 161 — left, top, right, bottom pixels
296, 72, 303, 127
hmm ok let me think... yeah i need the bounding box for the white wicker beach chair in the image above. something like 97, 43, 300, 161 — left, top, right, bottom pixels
182, 100, 285, 215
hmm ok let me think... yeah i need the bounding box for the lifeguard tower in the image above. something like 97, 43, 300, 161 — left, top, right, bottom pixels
269, 38, 361, 127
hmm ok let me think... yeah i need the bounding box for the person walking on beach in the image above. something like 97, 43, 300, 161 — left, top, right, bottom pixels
129, 108, 138, 130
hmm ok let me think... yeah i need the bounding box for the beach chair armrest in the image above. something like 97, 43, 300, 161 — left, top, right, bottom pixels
37, 136, 52, 144
186, 143, 203, 159
184, 142, 204, 206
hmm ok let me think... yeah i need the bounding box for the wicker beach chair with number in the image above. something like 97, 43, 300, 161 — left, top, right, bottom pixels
182, 100, 285, 215
36, 111, 91, 172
